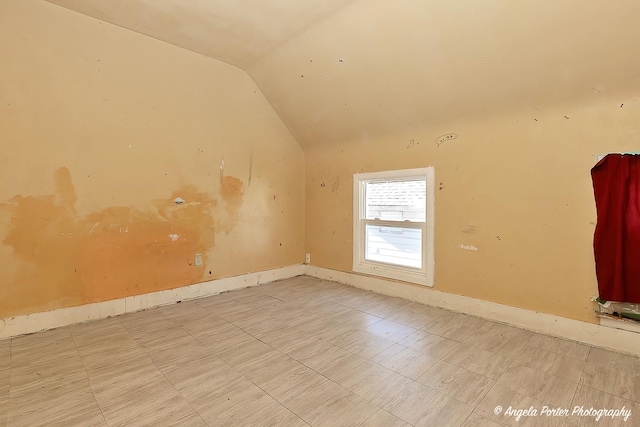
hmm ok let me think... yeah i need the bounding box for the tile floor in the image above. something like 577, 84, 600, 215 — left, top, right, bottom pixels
1, 275, 639, 426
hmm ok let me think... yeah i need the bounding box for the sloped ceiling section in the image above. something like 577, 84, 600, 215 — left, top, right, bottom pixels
44, 0, 355, 68
46, 0, 640, 147
248, 0, 640, 146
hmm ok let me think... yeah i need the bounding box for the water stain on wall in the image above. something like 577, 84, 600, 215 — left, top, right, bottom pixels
221, 175, 243, 202
219, 175, 244, 233
0, 167, 241, 318
54, 166, 77, 213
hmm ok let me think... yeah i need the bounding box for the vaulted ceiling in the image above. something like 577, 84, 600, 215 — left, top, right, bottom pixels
45, 0, 355, 69
46, 0, 640, 147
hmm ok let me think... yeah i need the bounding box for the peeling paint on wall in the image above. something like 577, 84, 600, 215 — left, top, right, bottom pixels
462, 224, 477, 234
0, 0, 306, 321
459, 244, 478, 251
0, 167, 249, 318
319, 174, 340, 193
435, 133, 458, 147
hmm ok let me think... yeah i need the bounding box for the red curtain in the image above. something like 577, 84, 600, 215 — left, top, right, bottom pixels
592, 154, 640, 303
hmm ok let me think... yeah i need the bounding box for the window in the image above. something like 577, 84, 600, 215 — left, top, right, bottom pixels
353, 167, 435, 286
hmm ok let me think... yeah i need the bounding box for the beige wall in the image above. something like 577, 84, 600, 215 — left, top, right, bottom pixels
0, 0, 304, 318
3, 0, 639, 326
304, 96, 640, 323
248, 0, 640, 149
244, 0, 640, 324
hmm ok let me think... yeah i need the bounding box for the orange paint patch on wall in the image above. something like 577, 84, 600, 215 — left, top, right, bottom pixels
2, 193, 84, 313
221, 175, 244, 202
0, 168, 227, 318
219, 175, 244, 233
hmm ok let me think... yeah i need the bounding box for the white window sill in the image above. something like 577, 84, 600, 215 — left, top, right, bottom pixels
354, 261, 432, 287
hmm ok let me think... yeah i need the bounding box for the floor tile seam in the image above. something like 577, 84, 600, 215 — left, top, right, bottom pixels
149, 310, 238, 356
282, 291, 347, 304
330, 335, 395, 361
518, 343, 592, 363
371, 359, 432, 383
230, 365, 313, 427
114, 313, 175, 339
293, 342, 421, 405
452, 346, 537, 376
425, 358, 499, 380
384, 381, 469, 426
178, 314, 230, 345
7, 328, 85, 403
494, 364, 582, 409
523, 342, 592, 363
575, 374, 640, 404
415, 327, 471, 344
363, 342, 448, 383
470, 380, 511, 421
285, 359, 385, 424
356, 410, 379, 427
146, 358, 209, 426
227, 315, 304, 336
143, 324, 254, 418
459, 411, 498, 427
488, 354, 516, 381
416, 365, 497, 409
221, 317, 293, 351
513, 360, 589, 385
572, 382, 640, 407
67, 327, 110, 427
266, 294, 331, 303
263, 294, 287, 303
197, 318, 309, 383
504, 362, 583, 394
566, 380, 589, 416
546, 349, 592, 363
386, 317, 435, 331
335, 302, 400, 320
582, 359, 640, 376
355, 323, 419, 342
215, 306, 288, 322
358, 409, 418, 427
349, 348, 420, 381
470, 358, 514, 389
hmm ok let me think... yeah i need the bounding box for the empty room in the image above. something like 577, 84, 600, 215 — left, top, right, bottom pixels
1, 0, 640, 425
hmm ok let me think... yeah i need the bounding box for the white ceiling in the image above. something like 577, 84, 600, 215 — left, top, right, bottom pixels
45, 0, 356, 68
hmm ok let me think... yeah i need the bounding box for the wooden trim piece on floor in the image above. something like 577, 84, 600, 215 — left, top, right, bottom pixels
306, 266, 640, 357
0, 264, 306, 340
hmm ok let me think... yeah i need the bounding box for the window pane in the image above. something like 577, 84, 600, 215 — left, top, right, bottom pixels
365, 224, 422, 268
365, 180, 426, 222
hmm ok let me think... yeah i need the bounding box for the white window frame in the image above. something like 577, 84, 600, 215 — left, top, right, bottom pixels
353, 167, 435, 287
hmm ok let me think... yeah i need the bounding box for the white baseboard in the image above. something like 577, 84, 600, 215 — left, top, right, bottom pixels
306, 266, 640, 357
4, 264, 637, 357
599, 316, 640, 334
0, 264, 305, 340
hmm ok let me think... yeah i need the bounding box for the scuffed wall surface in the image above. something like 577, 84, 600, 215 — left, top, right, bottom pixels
304, 98, 640, 324
241, 0, 640, 324
0, 0, 304, 318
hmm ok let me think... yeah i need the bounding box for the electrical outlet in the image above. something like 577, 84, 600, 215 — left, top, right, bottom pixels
305, 253, 311, 264
195, 253, 202, 266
